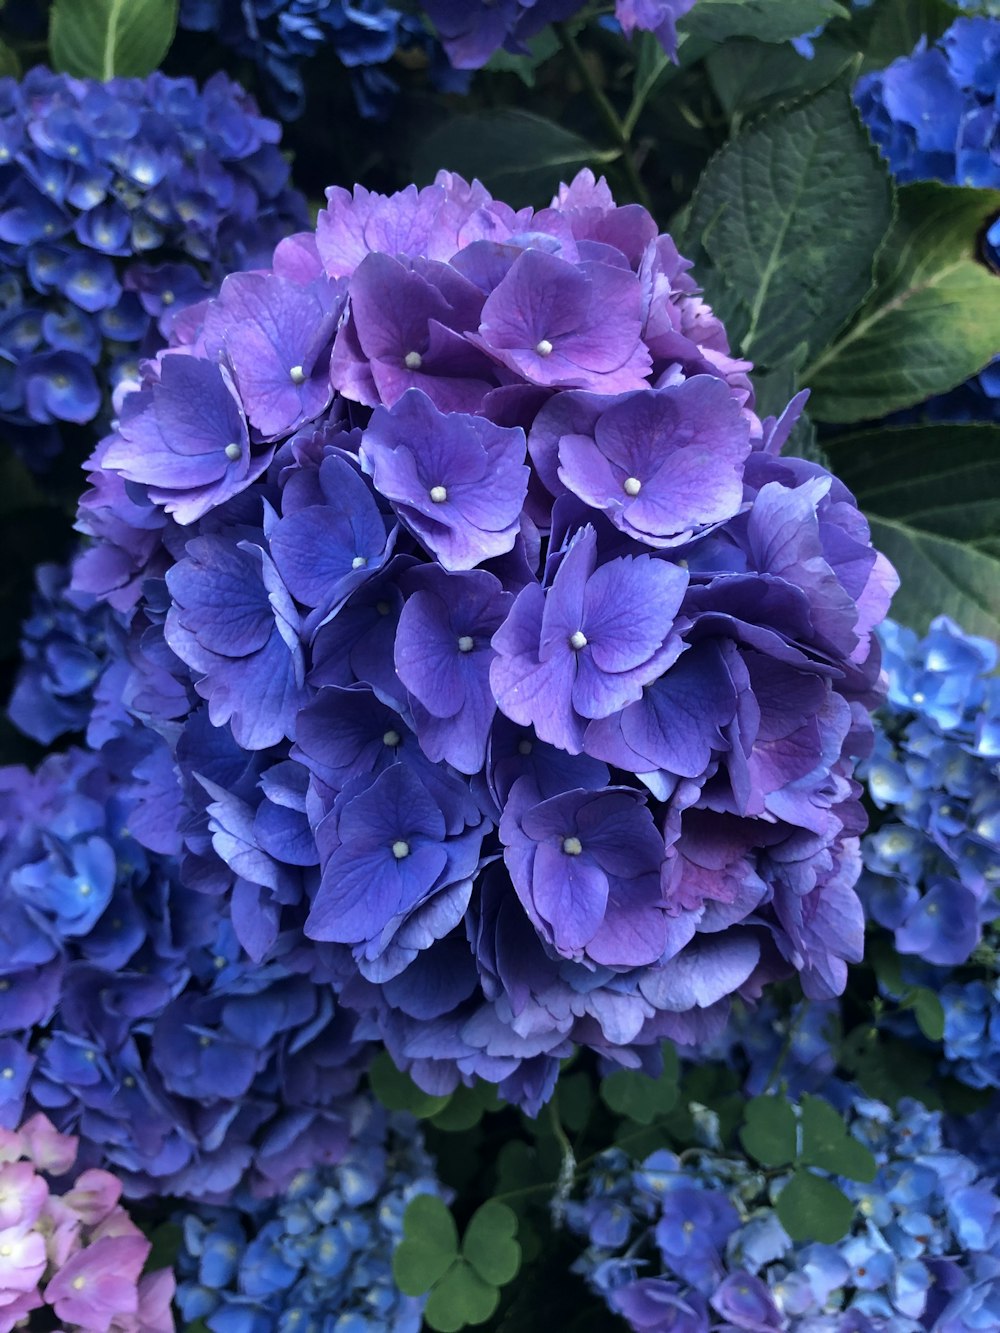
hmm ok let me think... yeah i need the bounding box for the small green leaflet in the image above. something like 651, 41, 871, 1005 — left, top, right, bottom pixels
394, 1198, 521, 1332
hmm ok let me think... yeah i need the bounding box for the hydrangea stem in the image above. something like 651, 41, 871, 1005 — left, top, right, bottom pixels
554, 22, 653, 212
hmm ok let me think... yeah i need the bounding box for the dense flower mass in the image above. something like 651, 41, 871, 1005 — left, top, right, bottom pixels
0, 1112, 175, 1332
568, 1089, 1000, 1331
72, 167, 896, 1114
859, 616, 1000, 968
855, 17, 1000, 421
422, 0, 697, 68
0, 744, 368, 1199
175, 1098, 447, 1332
177, 0, 468, 120
0, 67, 307, 466
8, 561, 126, 746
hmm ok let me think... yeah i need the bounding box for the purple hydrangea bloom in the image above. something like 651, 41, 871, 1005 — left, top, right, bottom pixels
72, 168, 895, 1115
0, 68, 307, 469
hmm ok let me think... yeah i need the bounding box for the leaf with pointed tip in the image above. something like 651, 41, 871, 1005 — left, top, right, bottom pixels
50, 0, 177, 79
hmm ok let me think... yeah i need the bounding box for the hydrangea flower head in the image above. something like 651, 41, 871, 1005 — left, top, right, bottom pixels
0, 744, 369, 1200
859, 616, 1000, 967
174, 1098, 447, 1332
0, 67, 307, 468
568, 1086, 1000, 1331
75, 167, 895, 1115
0, 1111, 175, 1332
178, 0, 468, 119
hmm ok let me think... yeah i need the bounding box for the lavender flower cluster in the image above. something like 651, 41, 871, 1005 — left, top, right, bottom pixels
855, 16, 1000, 422
568, 1091, 1000, 1331
0, 1112, 175, 1332
0, 743, 368, 1201
859, 616, 1000, 968
0, 66, 307, 467
71, 168, 896, 1115
175, 1097, 447, 1333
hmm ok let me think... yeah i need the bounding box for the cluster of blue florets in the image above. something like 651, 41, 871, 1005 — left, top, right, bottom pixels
175, 1097, 448, 1332
0, 742, 370, 1200
8, 561, 126, 746
859, 616, 1000, 969
0, 66, 307, 466
855, 16, 1000, 422
177, 0, 469, 119
568, 1089, 1000, 1331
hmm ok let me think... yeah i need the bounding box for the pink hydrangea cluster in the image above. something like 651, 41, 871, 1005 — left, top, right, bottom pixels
0, 1114, 174, 1333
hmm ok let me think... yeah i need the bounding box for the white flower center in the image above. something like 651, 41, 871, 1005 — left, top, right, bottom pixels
623, 476, 642, 496
429, 485, 448, 504
392, 840, 410, 860
351, 556, 367, 569
289, 364, 306, 384
535, 338, 554, 357
0, 1069, 13, 1080
404, 351, 423, 370
457, 635, 475, 653
569, 630, 588, 651
383, 730, 401, 747
562, 836, 583, 856
225, 442, 242, 461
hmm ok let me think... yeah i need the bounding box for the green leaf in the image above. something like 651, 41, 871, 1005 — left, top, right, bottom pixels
423, 1261, 499, 1333
412, 110, 616, 212
806, 183, 1000, 422
50, 0, 177, 79
776, 1169, 855, 1243
705, 34, 858, 119
826, 423, 1000, 639
681, 0, 849, 43
369, 1050, 451, 1118
799, 1096, 877, 1183
912, 988, 946, 1044
739, 1095, 798, 1167
852, 0, 960, 71
462, 1202, 521, 1287
682, 87, 893, 367
600, 1062, 678, 1125
0, 38, 20, 78
393, 1196, 458, 1297
430, 1084, 495, 1132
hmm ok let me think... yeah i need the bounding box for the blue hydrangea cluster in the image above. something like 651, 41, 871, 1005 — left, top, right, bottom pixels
568, 1090, 1000, 1331
0, 742, 369, 1201
177, 0, 469, 120
855, 17, 1000, 422
859, 616, 1000, 968
71, 168, 896, 1117
174, 2, 701, 119
7, 561, 127, 746
0, 66, 307, 467
175, 1097, 447, 1333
